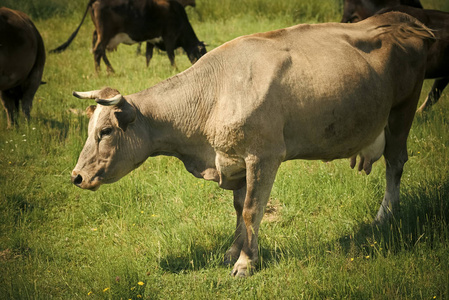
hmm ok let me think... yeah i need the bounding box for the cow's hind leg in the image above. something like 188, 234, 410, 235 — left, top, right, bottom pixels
374, 94, 419, 224
1, 94, 16, 128
21, 84, 39, 124
93, 36, 114, 74
224, 187, 247, 265
1, 90, 18, 128
102, 52, 115, 74
20, 63, 43, 123
416, 77, 449, 113
93, 47, 103, 74
232, 155, 281, 277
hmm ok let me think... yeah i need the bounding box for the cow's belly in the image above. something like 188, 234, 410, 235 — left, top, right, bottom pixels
147, 37, 163, 45
282, 95, 390, 162
107, 33, 138, 49
107, 33, 164, 50
283, 120, 388, 162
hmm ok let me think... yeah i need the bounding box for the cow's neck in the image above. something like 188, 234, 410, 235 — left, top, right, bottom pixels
129, 65, 217, 160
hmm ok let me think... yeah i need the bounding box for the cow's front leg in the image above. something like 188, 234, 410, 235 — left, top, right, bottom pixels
145, 42, 154, 67
224, 187, 247, 265
232, 156, 280, 277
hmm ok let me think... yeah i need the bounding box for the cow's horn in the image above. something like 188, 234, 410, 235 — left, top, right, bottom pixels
72, 90, 101, 99
95, 94, 123, 106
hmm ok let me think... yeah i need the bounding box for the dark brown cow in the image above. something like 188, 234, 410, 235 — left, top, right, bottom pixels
341, 0, 423, 23
378, 6, 449, 112
341, 1, 449, 112
0, 7, 46, 128
176, 0, 195, 7
50, 0, 206, 73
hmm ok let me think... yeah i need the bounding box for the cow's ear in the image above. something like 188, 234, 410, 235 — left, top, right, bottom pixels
114, 100, 136, 132
85, 105, 97, 118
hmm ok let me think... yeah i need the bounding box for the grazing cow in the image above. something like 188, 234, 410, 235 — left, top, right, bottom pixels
0, 7, 45, 128
50, 0, 206, 73
71, 13, 433, 277
341, 0, 423, 23
134, 0, 196, 55
342, 1, 449, 112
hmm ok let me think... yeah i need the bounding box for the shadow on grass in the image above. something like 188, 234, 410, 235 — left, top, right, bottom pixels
338, 174, 449, 256
159, 233, 234, 274
157, 175, 449, 274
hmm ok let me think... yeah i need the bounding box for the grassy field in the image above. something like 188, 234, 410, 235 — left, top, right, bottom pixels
1, 0, 449, 298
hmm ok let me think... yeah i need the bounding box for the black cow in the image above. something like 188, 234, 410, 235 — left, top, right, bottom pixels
341, 0, 423, 23
50, 0, 206, 73
0, 7, 46, 128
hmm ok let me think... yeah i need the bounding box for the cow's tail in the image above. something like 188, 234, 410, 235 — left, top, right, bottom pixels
373, 12, 435, 50
49, 0, 95, 53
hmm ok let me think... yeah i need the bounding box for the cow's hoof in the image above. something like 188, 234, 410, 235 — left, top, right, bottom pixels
230, 258, 254, 278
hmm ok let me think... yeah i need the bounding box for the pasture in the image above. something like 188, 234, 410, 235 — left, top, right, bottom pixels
1, 0, 449, 298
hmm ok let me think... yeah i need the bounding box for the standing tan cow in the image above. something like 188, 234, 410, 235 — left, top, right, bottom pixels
0, 7, 46, 128
71, 13, 434, 277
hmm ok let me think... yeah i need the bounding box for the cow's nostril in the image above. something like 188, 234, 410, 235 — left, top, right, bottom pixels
72, 174, 83, 186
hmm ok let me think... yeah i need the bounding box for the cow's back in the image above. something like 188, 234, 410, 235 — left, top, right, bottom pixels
205, 12, 432, 160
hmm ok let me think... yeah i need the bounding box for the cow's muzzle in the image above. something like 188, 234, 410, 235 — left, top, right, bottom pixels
71, 174, 83, 186
71, 171, 100, 191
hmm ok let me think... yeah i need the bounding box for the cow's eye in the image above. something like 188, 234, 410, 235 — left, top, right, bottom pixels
99, 127, 113, 139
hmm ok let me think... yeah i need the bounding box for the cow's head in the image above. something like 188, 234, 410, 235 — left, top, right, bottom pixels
71, 87, 147, 191
340, 0, 422, 23
187, 41, 207, 64
341, 0, 375, 23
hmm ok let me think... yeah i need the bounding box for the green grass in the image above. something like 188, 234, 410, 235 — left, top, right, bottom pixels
1, 0, 449, 299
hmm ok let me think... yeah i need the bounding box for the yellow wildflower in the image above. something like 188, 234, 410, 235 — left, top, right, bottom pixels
138, 281, 144, 286
88, 291, 93, 296
103, 287, 110, 292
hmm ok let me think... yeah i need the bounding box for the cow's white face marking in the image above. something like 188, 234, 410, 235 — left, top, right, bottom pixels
91, 105, 103, 132
107, 33, 138, 49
